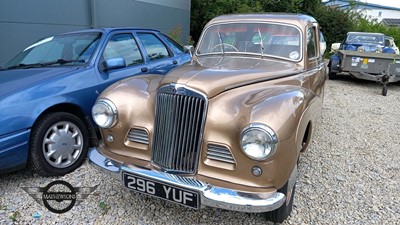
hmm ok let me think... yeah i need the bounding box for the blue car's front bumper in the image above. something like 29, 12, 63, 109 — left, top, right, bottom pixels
0, 129, 30, 173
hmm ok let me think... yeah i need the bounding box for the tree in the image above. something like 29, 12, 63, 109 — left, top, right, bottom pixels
191, 0, 263, 43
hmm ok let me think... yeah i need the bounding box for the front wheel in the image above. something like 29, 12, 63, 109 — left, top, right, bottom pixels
29, 112, 89, 176
265, 167, 297, 223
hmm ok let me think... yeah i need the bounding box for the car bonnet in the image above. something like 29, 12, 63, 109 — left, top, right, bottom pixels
0, 67, 79, 98
160, 56, 301, 98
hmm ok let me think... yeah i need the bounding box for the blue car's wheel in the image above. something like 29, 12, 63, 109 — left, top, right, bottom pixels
30, 112, 89, 176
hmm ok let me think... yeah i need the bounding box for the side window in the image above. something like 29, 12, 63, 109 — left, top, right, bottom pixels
137, 33, 170, 61
307, 27, 317, 59
160, 34, 184, 54
102, 33, 144, 67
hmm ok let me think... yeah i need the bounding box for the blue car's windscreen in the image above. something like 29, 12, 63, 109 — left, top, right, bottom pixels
4, 32, 102, 69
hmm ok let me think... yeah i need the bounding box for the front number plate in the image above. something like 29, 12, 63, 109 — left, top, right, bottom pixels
122, 172, 199, 209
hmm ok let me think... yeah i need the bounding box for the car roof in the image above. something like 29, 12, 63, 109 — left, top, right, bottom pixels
61, 27, 160, 35
205, 13, 317, 28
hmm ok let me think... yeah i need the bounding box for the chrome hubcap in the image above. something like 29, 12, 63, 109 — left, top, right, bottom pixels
42, 121, 83, 168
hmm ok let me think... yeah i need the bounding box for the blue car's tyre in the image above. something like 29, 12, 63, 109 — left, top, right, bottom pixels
29, 112, 89, 176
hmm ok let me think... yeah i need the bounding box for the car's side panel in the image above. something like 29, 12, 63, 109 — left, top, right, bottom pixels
0, 69, 100, 135
0, 129, 30, 172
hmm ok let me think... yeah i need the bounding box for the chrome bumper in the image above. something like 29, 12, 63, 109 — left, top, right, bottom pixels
88, 147, 286, 213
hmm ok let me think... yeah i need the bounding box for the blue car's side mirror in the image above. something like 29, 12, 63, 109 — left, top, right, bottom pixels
184, 45, 194, 57
104, 58, 126, 71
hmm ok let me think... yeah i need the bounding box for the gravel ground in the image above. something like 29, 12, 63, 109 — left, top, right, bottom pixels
1, 77, 400, 225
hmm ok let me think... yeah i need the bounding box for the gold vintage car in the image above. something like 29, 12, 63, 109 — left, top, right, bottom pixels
88, 14, 326, 223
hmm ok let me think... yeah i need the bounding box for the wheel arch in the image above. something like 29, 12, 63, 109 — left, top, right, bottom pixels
31, 103, 98, 147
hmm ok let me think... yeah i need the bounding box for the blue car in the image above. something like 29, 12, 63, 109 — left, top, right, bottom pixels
0, 28, 190, 176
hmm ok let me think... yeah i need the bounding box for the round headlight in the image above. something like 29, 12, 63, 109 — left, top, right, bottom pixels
240, 123, 278, 161
92, 99, 118, 128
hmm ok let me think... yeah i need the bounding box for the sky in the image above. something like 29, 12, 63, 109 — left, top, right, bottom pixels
357, 0, 400, 8
323, 0, 400, 8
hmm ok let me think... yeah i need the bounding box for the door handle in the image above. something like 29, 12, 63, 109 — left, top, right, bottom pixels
172, 60, 178, 65
141, 67, 148, 72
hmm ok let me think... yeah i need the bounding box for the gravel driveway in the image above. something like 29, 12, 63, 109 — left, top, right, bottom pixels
1, 77, 400, 225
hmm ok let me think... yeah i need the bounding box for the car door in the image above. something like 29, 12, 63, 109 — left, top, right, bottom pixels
135, 32, 180, 75
96, 32, 148, 90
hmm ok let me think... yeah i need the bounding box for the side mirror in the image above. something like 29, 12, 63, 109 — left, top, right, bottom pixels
104, 57, 126, 70
330, 43, 341, 54
183, 45, 195, 57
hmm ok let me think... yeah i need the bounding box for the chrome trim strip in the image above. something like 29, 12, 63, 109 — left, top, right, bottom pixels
88, 147, 286, 213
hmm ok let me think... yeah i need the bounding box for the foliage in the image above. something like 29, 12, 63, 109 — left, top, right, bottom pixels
168, 25, 183, 45
311, 5, 357, 52
190, 0, 341, 44
191, 0, 264, 43
9, 211, 20, 222
168, 25, 196, 46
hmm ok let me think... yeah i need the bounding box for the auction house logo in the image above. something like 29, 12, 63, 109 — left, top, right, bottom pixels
21, 180, 97, 213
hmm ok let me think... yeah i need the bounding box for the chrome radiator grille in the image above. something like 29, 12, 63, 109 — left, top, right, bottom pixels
152, 85, 207, 174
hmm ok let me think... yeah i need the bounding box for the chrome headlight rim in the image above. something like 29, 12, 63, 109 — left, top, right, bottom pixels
92, 98, 118, 129
240, 123, 278, 161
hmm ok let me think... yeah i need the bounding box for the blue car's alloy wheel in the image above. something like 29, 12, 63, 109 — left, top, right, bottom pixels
30, 112, 89, 176
42, 121, 84, 168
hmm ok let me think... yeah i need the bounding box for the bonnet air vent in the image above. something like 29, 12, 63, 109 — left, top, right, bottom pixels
206, 144, 235, 164
127, 128, 149, 145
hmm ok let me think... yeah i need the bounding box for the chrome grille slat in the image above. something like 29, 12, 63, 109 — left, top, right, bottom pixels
164, 173, 205, 188
152, 86, 207, 174
206, 144, 235, 164
207, 156, 235, 164
127, 128, 149, 144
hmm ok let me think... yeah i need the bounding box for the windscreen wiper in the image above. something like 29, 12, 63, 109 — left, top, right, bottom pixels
41, 59, 85, 66
5, 59, 85, 70
257, 29, 265, 58
6, 63, 43, 70
217, 32, 225, 54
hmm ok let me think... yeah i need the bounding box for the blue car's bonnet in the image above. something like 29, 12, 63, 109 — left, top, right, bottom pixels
0, 67, 78, 97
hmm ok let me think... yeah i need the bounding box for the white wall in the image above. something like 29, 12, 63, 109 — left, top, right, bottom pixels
358, 8, 400, 22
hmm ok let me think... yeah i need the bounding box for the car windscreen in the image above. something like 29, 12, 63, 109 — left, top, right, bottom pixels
196, 22, 302, 61
346, 34, 384, 44
4, 32, 102, 69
